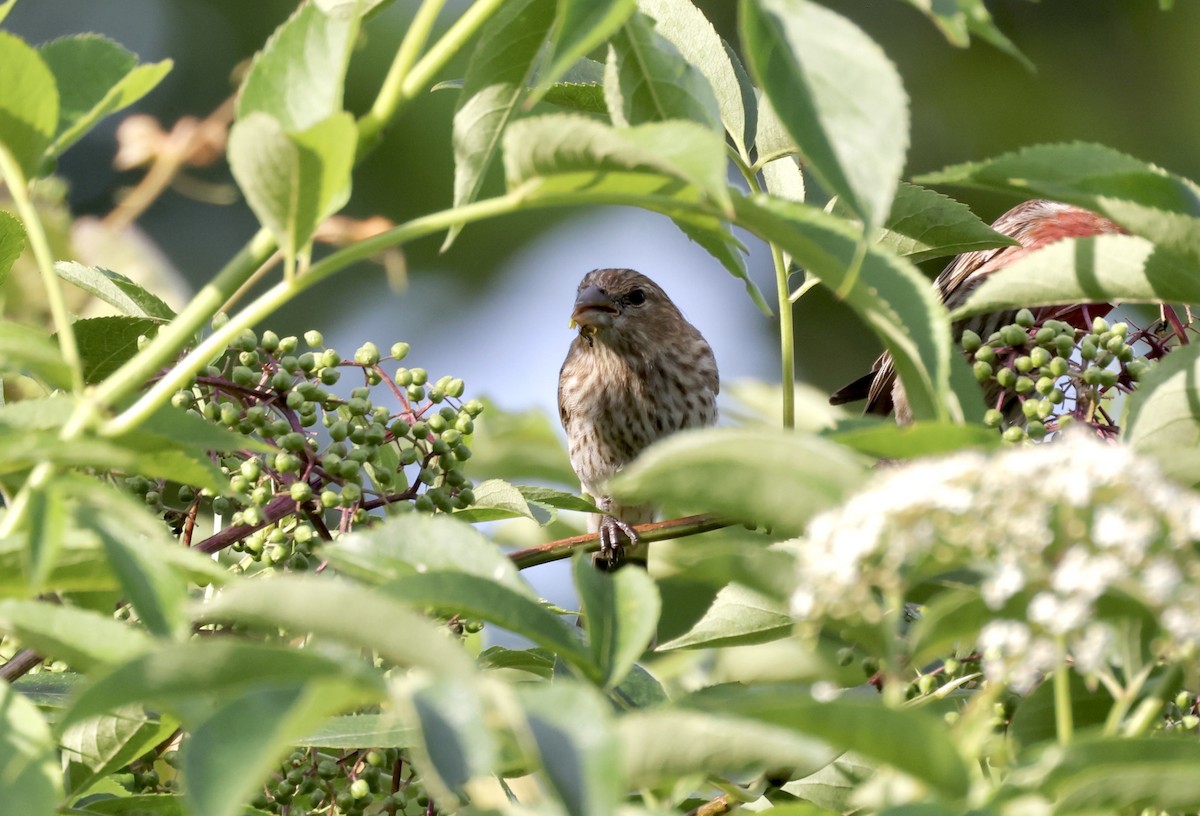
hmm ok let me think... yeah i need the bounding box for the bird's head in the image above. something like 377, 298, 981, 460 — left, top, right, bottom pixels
568, 268, 683, 346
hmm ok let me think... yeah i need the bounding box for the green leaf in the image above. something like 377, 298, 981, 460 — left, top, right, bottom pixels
899, 0, 1033, 71
618, 708, 836, 787
505, 114, 730, 212
194, 574, 477, 677
574, 555, 659, 687
657, 582, 791, 650
917, 142, 1200, 256
0, 394, 71, 433
0, 679, 62, 813
0, 0, 16, 25
383, 572, 597, 681
0, 599, 154, 671
184, 681, 372, 816
38, 35, 171, 160
228, 111, 356, 260
681, 684, 971, 797
652, 530, 797, 601
533, 0, 637, 100
952, 234, 1199, 320
518, 682, 621, 816
478, 646, 556, 678
236, 1, 358, 132
140, 402, 272, 456
740, 0, 908, 230
64, 315, 162, 384
638, 0, 754, 155
452, 477, 542, 523
733, 193, 959, 422
0, 321, 72, 388
1124, 340, 1200, 483
0, 428, 225, 492
0, 30, 58, 177
446, 0, 556, 249
876, 182, 1019, 263
62, 706, 177, 797
604, 11, 720, 130
54, 261, 176, 319
322, 512, 527, 591
0, 210, 23, 288
70, 489, 187, 639
60, 794, 196, 815
517, 485, 600, 513
292, 713, 412, 749
24, 485, 65, 588
400, 676, 495, 803
609, 426, 867, 534
11, 671, 85, 708
829, 420, 1000, 460
1032, 736, 1200, 812
58, 640, 384, 731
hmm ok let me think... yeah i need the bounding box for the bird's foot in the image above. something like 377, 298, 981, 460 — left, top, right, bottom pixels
594, 515, 639, 571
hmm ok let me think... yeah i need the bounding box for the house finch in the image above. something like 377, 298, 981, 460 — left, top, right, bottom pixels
830, 199, 1122, 421
558, 268, 719, 569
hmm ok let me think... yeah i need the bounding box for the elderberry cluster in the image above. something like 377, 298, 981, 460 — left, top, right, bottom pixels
127, 321, 482, 568
963, 311, 1153, 442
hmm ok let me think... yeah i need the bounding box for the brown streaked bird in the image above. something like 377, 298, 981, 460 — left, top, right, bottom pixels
830, 199, 1123, 422
558, 268, 719, 569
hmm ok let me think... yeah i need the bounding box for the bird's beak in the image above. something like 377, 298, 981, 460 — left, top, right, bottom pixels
570, 285, 619, 329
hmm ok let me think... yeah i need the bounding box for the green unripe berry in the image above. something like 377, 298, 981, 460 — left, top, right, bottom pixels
407, 384, 426, 401
972, 361, 992, 382
458, 487, 475, 506
1054, 335, 1076, 357
235, 330, 258, 351
1047, 387, 1065, 405
220, 404, 240, 427
319, 368, 340, 385
1002, 426, 1025, 443
1026, 420, 1047, 440
278, 335, 298, 354
1079, 339, 1098, 361
269, 419, 291, 437
395, 367, 413, 386
349, 425, 367, 445
960, 329, 982, 352
238, 350, 260, 367
329, 420, 350, 441
304, 329, 324, 347
347, 397, 369, 416
289, 483, 313, 504
1034, 326, 1056, 347
1022, 399, 1041, 420
1126, 360, 1150, 380
983, 408, 1004, 428
454, 444, 472, 461
320, 490, 339, 509
1015, 308, 1036, 328
1037, 399, 1054, 420
172, 390, 194, 409
258, 330, 278, 352
281, 432, 307, 452
1049, 357, 1070, 377
212, 312, 230, 330
1029, 347, 1051, 368
240, 459, 262, 481
446, 378, 465, 398
974, 345, 996, 364
285, 389, 306, 410
390, 341, 410, 360
1097, 368, 1119, 388
414, 494, 434, 513
1091, 316, 1109, 335
1001, 325, 1028, 347
1117, 344, 1134, 362
1014, 355, 1033, 373
407, 367, 426, 386
441, 429, 462, 446
355, 342, 380, 366
232, 366, 257, 387
995, 367, 1016, 389
1014, 375, 1034, 394
275, 452, 301, 473
1034, 376, 1055, 396
464, 399, 485, 417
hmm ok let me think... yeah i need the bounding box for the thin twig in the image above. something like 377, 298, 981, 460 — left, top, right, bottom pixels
0, 648, 44, 682
508, 514, 734, 569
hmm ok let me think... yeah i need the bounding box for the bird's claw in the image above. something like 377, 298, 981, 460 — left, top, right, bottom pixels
595, 515, 639, 571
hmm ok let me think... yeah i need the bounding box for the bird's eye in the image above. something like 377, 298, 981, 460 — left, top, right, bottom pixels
626, 288, 646, 306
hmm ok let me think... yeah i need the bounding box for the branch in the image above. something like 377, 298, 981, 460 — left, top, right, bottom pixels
508, 514, 734, 569
0, 648, 43, 682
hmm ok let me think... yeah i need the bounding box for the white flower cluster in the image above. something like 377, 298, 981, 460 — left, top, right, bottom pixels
792, 432, 1200, 691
